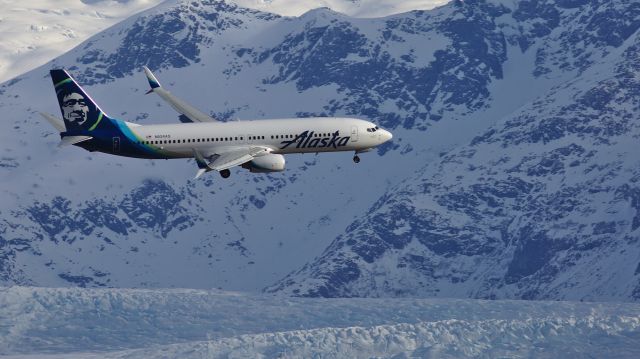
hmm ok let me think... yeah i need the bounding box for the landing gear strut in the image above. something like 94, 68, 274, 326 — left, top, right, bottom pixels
353, 155, 360, 163
220, 169, 231, 178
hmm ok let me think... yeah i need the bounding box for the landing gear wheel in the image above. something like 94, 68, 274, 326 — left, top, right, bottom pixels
220, 169, 231, 178
353, 155, 360, 163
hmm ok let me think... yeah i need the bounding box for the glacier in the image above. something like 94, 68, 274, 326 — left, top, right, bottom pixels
1, 286, 639, 358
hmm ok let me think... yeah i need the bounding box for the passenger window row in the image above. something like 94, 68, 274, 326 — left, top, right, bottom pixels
138, 137, 244, 145
137, 132, 335, 146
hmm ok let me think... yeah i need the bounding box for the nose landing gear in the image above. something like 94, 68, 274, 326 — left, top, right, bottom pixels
353, 155, 360, 163
220, 169, 231, 178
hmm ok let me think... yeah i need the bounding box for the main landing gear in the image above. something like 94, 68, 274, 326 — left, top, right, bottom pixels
220, 169, 231, 178
353, 155, 360, 163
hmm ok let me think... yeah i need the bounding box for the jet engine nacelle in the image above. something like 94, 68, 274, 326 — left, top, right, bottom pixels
242, 154, 286, 173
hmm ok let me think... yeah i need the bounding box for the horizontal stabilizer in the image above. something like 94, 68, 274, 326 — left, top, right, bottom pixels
59, 135, 92, 148
39, 112, 66, 132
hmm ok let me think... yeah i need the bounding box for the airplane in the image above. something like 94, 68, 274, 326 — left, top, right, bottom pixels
42, 67, 393, 179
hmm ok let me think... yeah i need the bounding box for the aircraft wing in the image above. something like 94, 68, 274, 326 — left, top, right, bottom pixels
143, 66, 217, 123
193, 146, 272, 178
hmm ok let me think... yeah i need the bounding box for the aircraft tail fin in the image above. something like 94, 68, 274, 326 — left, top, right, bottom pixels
50, 69, 113, 133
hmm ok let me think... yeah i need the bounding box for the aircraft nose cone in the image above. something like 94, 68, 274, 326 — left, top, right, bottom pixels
381, 129, 393, 142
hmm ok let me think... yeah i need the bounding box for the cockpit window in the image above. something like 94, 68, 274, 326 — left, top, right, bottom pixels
366, 126, 380, 132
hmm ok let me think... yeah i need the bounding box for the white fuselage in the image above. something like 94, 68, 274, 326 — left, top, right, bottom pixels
127, 117, 392, 159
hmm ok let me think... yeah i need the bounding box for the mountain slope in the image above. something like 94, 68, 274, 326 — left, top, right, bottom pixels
1, 0, 639, 302
267, 0, 640, 301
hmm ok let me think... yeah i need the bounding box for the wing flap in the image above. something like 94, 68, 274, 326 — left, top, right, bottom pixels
209, 151, 255, 171
192, 146, 273, 177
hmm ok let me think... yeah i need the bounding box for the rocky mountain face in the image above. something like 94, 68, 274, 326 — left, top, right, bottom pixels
1, 0, 639, 301
267, 0, 640, 300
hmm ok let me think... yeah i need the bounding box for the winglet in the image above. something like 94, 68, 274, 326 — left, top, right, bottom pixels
193, 149, 212, 179
195, 168, 207, 179
143, 66, 161, 94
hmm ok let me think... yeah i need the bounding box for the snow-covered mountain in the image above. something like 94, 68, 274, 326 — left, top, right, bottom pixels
2, 287, 639, 357
0, 0, 166, 84
1, 0, 639, 303
0, 0, 449, 84
267, 0, 640, 301
231, 0, 450, 18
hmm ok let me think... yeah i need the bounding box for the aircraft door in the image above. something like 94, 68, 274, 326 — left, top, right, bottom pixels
351, 126, 358, 142
112, 137, 121, 153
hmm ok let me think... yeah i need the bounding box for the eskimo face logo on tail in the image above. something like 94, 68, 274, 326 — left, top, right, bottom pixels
61, 93, 89, 125
279, 130, 350, 150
